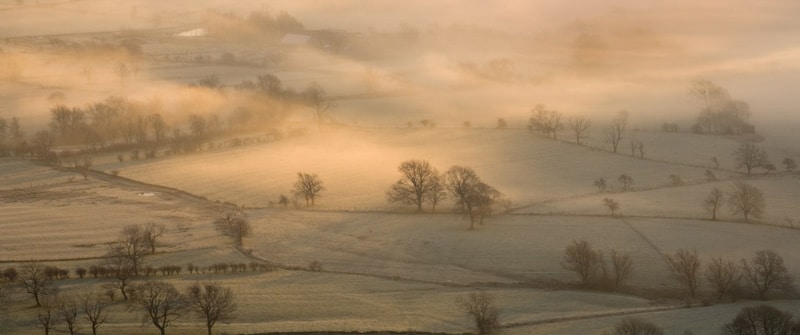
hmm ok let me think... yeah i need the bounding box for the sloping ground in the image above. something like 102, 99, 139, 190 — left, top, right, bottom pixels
248, 210, 666, 287
0, 158, 230, 262
96, 128, 717, 210
504, 300, 800, 335
246, 210, 800, 290
0, 271, 654, 335
520, 174, 800, 226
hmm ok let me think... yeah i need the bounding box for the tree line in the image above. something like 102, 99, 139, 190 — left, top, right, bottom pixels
562, 240, 796, 302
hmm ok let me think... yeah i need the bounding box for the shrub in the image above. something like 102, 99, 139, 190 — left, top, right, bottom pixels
308, 260, 323, 272
613, 317, 664, 335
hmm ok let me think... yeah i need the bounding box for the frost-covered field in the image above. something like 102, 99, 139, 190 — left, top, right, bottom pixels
96, 128, 719, 209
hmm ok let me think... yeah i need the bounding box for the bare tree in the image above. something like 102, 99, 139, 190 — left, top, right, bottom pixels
741, 250, 795, 299
231, 218, 252, 246
618, 174, 633, 191
705, 257, 741, 301
292, 172, 325, 207
630, 139, 644, 158
783, 158, 797, 172
108, 224, 149, 275
567, 115, 591, 144
130, 281, 186, 335
386, 159, 441, 212
222, 209, 245, 229
613, 317, 664, 335
496, 118, 507, 129
426, 173, 447, 212
703, 187, 724, 220
20, 261, 51, 306
142, 222, 166, 254
114, 62, 129, 86
664, 249, 701, 300
278, 194, 289, 208
303, 82, 334, 130
105, 255, 135, 300
610, 249, 634, 290
80, 292, 109, 335
443, 166, 502, 229
594, 177, 607, 192
705, 169, 717, 181
37, 296, 61, 335
528, 105, 563, 139
58, 295, 79, 335
711, 156, 720, 169
444, 166, 481, 213
33, 130, 56, 156
603, 111, 628, 153
465, 182, 502, 228
457, 292, 500, 335
727, 182, 765, 223
722, 305, 797, 335
187, 282, 238, 335
562, 240, 604, 287
603, 198, 620, 216
733, 143, 770, 176
689, 79, 729, 111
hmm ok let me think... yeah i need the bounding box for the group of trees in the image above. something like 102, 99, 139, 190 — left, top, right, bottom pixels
527, 105, 592, 145
220, 209, 252, 245
593, 173, 634, 193
30, 72, 335, 165
3, 222, 247, 335
561, 241, 795, 302
25, 281, 236, 335
664, 248, 795, 302
386, 160, 503, 229
689, 80, 755, 135
126, 281, 237, 335
0, 116, 26, 156
722, 304, 800, 335
704, 182, 765, 222
528, 106, 636, 155
454, 291, 800, 335
561, 240, 634, 291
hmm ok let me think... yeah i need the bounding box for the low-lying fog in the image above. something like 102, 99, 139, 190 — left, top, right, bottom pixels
1, 0, 798, 135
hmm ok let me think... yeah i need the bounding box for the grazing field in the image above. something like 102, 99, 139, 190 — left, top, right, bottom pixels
522, 174, 800, 225
504, 300, 800, 335
3, 1, 800, 334
0, 158, 237, 263
94, 128, 720, 210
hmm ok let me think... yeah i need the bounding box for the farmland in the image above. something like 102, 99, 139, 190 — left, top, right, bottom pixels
3, 1, 800, 334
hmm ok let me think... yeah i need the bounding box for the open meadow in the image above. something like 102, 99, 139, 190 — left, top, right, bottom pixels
3, 1, 800, 335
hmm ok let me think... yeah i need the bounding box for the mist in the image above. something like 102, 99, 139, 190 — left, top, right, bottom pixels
2, 0, 799, 133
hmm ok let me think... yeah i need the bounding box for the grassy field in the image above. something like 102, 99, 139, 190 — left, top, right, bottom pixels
94, 127, 720, 210
3, 1, 800, 334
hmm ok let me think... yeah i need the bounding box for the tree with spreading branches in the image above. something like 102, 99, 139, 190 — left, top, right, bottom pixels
292, 172, 325, 207
386, 159, 442, 212
187, 282, 238, 335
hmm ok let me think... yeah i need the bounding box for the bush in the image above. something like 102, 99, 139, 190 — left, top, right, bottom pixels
457, 292, 500, 335
613, 317, 664, 335
308, 260, 323, 272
